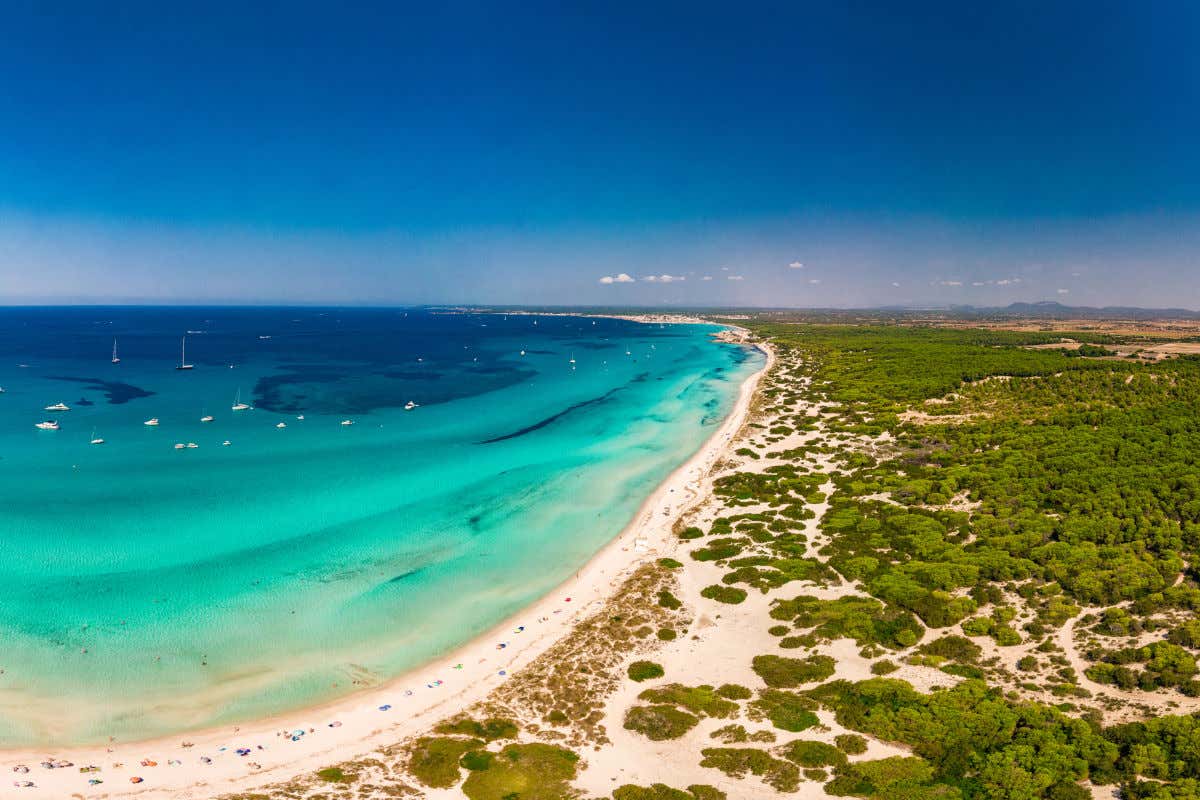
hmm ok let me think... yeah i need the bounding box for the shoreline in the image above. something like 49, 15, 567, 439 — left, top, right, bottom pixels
2, 330, 773, 799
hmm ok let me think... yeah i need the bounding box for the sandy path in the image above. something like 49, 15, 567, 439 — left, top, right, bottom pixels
2, 337, 773, 799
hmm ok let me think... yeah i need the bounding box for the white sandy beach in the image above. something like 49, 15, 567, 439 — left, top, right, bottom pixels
1, 332, 772, 799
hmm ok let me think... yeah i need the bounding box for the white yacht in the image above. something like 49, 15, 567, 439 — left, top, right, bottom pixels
222, 440, 231, 446
176, 336, 194, 370
174, 442, 186, 450
35, 420, 59, 430
296, 414, 304, 420
144, 418, 159, 426
200, 415, 214, 423
231, 389, 251, 411
276, 422, 287, 429
340, 419, 354, 426
186, 442, 198, 449
404, 401, 418, 410
44, 402, 70, 412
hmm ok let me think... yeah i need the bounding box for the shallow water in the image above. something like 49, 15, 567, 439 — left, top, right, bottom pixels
0, 307, 762, 745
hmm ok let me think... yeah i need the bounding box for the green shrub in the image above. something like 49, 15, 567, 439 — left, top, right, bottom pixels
835, 733, 868, 755
917, 635, 982, 663
460, 742, 579, 800
699, 748, 800, 792
750, 689, 820, 731
780, 739, 848, 768
434, 717, 519, 742
752, 654, 836, 687
628, 660, 665, 682
623, 705, 700, 741
316, 767, 355, 783
715, 683, 752, 700
658, 590, 683, 610
460, 750, 493, 771
613, 784, 727, 800
638, 684, 739, 717
691, 538, 745, 562
700, 585, 747, 604
407, 736, 484, 788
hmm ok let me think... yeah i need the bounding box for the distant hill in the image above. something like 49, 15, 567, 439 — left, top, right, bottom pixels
975, 302, 1200, 320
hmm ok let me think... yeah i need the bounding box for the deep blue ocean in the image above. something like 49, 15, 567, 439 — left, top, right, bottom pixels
0, 307, 761, 745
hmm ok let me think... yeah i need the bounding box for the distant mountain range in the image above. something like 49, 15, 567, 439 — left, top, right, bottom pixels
877, 301, 1200, 320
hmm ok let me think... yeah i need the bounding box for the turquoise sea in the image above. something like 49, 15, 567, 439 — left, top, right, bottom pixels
0, 307, 761, 746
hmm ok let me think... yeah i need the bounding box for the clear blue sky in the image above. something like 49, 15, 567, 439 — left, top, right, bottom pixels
2, 1, 1198, 307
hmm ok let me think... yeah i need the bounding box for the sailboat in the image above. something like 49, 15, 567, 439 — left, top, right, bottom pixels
111, 338, 121, 364
231, 389, 251, 411
176, 337, 194, 370
90, 428, 104, 445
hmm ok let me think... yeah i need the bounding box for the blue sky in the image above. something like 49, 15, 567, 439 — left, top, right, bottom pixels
1, 1, 1198, 307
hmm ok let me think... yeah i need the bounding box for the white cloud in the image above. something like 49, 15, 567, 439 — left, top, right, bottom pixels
643, 274, 685, 283
701, 276, 713, 281
788, 261, 804, 269
939, 280, 964, 287
720, 266, 730, 271
972, 281, 986, 287
727, 275, 744, 281
891, 281, 901, 288
808, 278, 821, 285
599, 273, 634, 284
1057, 288, 1070, 295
